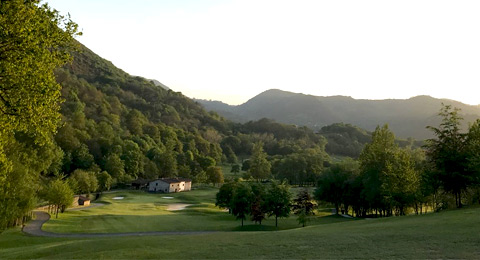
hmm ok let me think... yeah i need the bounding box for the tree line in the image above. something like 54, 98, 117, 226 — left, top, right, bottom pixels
216, 180, 316, 227
315, 105, 480, 216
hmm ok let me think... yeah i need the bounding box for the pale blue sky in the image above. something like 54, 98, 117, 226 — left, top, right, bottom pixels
46, 0, 480, 105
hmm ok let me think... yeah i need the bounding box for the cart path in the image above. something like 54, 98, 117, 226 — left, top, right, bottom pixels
23, 211, 218, 238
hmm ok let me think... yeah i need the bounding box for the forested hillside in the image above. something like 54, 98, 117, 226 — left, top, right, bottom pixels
52, 45, 332, 186
53, 44, 234, 183
197, 89, 480, 139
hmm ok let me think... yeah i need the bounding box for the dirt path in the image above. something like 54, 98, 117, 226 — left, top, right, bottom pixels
23, 211, 217, 238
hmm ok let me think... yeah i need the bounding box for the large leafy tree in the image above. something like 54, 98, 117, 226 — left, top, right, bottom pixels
425, 105, 470, 208
44, 178, 74, 218
0, 0, 80, 140
231, 182, 254, 227
0, 0, 79, 229
70, 169, 98, 197
215, 181, 238, 214
465, 120, 480, 184
206, 166, 224, 186
249, 182, 267, 225
264, 181, 292, 227
359, 125, 419, 215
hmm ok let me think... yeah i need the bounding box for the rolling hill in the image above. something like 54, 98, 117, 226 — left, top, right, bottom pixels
197, 89, 480, 140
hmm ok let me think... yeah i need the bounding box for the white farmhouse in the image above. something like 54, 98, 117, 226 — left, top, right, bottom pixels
148, 178, 192, 193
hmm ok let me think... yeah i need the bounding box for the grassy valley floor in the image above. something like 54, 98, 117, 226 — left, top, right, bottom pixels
42, 187, 344, 233
1, 188, 480, 259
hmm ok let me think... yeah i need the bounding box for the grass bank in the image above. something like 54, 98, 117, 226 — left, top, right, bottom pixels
1, 207, 479, 259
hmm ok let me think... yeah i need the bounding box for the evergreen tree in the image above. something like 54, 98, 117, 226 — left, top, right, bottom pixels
249, 142, 271, 181
292, 189, 315, 227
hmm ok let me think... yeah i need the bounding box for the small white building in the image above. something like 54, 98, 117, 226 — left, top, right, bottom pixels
148, 178, 192, 193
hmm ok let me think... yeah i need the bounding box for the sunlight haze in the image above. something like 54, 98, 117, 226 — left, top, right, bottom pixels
46, 0, 480, 106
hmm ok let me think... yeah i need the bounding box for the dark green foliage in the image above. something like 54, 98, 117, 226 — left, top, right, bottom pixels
425, 105, 480, 208
315, 160, 359, 214
292, 189, 316, 227
359, 125, 419, 216
272, 147, 328, 185
248, 142, 271, 181
230, 164, 240, 174
264, 181, 292, 227
206, 166, 224, 186
319, 123, 371, 158
231, 182, 254, 227
215, 181, 238, 213
217, 180, 292, 227
97, 171, 113, 192
247, 183, 266, 225
241, 160, 251, 171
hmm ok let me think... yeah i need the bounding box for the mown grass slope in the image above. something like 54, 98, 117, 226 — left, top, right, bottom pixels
42, 188, 343, 233
1, 204, 480, 259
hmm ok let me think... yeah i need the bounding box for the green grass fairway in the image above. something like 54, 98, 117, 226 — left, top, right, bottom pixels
1, 207, 480, 259
42, 187, 345, 233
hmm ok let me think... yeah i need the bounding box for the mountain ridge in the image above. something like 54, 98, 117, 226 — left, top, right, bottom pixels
196, 89, 480, 140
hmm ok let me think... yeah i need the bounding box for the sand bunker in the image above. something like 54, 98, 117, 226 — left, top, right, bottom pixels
112, 197, 124, 200
166, 203, 192, 211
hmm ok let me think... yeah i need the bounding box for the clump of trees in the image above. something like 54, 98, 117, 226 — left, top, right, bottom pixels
424, 104, 480, 208
314, 105, 480, 217
315, 124, 424, 217
42, 179, 74, 218
216, 181, 292, 227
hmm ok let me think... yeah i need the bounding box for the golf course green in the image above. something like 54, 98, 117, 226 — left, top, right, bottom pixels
1, 187, 480, 258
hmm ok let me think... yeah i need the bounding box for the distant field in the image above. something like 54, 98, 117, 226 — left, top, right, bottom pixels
1, 205, 480, 259
42, 187, 344, 233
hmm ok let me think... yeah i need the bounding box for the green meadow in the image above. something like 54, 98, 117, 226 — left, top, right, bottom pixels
43, 187, 344, 233
1, 203, 480, 259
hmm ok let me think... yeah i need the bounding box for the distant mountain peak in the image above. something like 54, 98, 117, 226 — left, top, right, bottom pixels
196, 90, 480, 140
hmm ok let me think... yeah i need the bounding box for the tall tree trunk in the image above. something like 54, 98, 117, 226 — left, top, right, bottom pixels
455, 193, 458, 208
275, 216, 278, 227
458, 192, 462, 208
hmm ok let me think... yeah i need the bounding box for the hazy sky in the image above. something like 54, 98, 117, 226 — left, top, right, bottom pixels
46, 0, 480, 105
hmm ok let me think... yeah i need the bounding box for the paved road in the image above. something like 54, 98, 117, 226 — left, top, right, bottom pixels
23, 211, 218, 238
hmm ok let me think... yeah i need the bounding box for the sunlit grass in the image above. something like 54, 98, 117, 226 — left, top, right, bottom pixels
2, 207, 480, 259
42, 187, 345, 233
